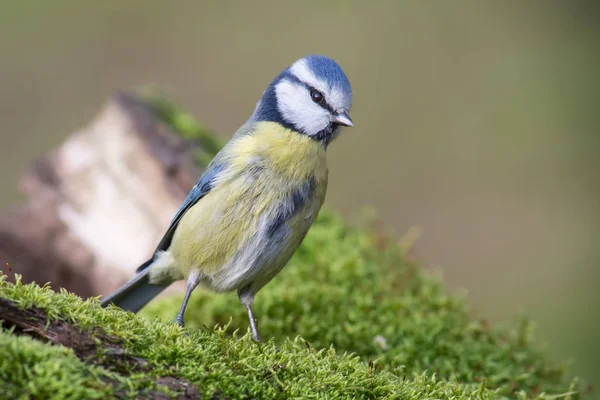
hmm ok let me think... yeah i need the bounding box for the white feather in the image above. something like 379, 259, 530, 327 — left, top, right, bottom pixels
289, 59, 350, 111
290, 59, 328, 95
275, 79, 330, 136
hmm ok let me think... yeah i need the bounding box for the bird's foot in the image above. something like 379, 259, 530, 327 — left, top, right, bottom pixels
174, 315, 185, 327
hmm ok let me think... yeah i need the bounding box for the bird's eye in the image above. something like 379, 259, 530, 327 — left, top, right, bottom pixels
310, 89, 324, 104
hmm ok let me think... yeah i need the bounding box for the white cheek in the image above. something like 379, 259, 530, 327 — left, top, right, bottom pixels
275, 80, 330, 136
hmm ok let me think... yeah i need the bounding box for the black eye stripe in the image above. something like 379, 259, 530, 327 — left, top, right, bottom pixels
306, 85, 334, 113
284, 75, 335, 113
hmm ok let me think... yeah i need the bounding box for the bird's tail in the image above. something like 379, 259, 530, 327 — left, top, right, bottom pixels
100, 259, 170, 313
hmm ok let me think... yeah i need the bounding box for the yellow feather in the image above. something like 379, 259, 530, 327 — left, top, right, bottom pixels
167, 122, 328, 278
231, 122, 328, 182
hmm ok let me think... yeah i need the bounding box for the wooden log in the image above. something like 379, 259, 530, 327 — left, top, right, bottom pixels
0, 93, 203, 298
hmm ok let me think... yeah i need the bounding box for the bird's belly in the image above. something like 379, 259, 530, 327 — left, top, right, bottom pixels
168, 171, 324, 292
209, 207, 316, 292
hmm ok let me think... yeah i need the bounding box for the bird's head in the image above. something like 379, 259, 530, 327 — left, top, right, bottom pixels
252, 55, 353, 146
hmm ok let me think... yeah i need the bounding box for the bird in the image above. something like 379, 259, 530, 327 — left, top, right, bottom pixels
100, 55, 353, 341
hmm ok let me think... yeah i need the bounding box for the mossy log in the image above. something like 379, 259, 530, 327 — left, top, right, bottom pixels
0, 93, 202, 298
0, 296, 207, 399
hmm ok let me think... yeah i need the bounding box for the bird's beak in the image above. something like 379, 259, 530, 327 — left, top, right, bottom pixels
332, 110, 353, 127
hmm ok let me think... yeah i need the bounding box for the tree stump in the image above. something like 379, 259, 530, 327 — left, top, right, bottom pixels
0, 93, 203, 298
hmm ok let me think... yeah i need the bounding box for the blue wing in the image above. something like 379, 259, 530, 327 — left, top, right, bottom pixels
136, 160, 227, 272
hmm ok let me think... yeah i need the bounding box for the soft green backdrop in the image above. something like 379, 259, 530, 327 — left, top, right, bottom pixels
0, 0, 598, 389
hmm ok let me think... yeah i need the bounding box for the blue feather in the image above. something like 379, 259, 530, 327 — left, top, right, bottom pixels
266, 177, 316, 238
251, 55, 352, 146
137, 160, 228, 272
304, 54, 352, 99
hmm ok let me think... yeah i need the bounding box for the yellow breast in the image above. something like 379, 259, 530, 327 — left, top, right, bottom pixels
168, 122, 328, 277
229, 122, 328, 184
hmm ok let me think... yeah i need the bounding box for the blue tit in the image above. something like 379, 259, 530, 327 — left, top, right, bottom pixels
101, 55, 353, 341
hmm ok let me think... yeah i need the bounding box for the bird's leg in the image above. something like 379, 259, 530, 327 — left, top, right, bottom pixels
238, 287, 261, 341
245, 303, 261, 342
174, 271, 200, 327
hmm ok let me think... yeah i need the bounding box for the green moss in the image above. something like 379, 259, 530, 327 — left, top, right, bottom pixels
0, 328, 114, 400
141, 211, 573, 398
0, 95, 581, 399
0, 275, 506, 400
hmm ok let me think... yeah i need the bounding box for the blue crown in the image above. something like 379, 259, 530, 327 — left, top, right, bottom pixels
303, 55, 352, 102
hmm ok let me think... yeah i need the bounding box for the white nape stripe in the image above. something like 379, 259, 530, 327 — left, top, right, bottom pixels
290, 59, 328, 94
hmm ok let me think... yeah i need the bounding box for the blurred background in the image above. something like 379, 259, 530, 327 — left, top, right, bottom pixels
0, 0, 598, 388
